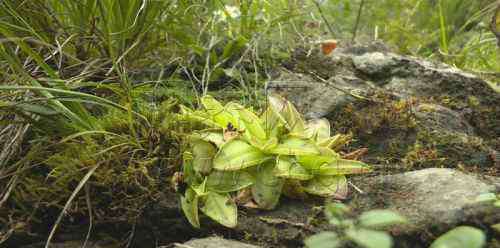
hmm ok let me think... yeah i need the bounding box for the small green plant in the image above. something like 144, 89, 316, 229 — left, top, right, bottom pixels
304, 203, 407, 248
429, 226, 485, 248
176, 94, 371, 228
476, 192, 500, 233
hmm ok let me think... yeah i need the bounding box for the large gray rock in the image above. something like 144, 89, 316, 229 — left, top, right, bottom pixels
175, 237, 260, 248
274, 42, 499, 167
350, 168, 500, 235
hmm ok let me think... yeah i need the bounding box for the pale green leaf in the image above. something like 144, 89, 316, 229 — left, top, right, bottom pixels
213, 139, 270, 171
303, 175, 348, 198
430, 226, 485, 248
305, 118, 331, 142
201, 96, 241, 129
190, 131, 225, 148
252, 163, 284, 209
269, 137, 319, 156
179, 105, 221, 128
206, 170, 254, 193
238, 107, 266, 140
200, 192, 237, 228
346, 228, 393, 248
274, 156, 313, 180
315, 159, 371, 175
267, 94, 305, 134
181, 188, 200, 228
192, 140, 216, 175
304, 232, 340, 248
358, 210, 407, 229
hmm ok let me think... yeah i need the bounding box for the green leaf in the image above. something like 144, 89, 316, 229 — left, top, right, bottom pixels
430, 226, 485, 248
319, 134, 352, 150
181, 188, 200, 228
201, 96, 240, 129
315, 159, 371, 175
213, 139, 270, 171
274, 156, 313, 180
358, 210, 407, 229
305, 118, 331, 142
346, 228, 393, 248
192, 140, 216, 175
190, 131, 225, 148
179, 105, 221, 128
200, 192, 237, 228
252, 163, 284, 209
491, 223, 500, 233
260, 106, 283, 137
303, 175, 348, 198
297, 154, 335, 170
238, 107, 266, 140
206, 170, 254, 193
269, 137, 319, 156
267, 94, 305, 134
304, 232, 340, 248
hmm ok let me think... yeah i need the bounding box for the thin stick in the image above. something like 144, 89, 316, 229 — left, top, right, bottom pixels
45, 165, 99, 248
81, 184, 93, 248
490, 1, 500, 47
311, 0, 335, 36
352, 0, 366, 43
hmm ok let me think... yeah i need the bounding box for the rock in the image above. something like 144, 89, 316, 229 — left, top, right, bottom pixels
273, 42, 499, 168
175, 237, 260, 248
350, 168, 500, 237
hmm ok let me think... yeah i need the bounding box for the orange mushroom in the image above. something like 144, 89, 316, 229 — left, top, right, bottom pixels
321, 39, 338, 55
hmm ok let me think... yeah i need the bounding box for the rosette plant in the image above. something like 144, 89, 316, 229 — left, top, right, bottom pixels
177, 94, 371, 228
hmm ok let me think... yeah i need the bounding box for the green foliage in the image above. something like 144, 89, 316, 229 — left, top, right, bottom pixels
430, 226, 486, 248
304, 203, 407, 248
177, 94, 371, 227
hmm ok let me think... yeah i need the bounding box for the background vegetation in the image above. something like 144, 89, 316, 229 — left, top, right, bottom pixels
0, 0, 498, 246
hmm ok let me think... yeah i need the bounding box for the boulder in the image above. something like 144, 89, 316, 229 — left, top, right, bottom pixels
350, 168, 500, 240
175, 237, 260, 248
272, 42, 499, 168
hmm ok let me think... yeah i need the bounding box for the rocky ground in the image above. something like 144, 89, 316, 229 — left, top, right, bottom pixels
14, 42, 500, 248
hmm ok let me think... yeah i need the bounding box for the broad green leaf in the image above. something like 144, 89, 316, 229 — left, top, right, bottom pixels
305, 118, 331, 142
297, 154, 335, 170
181, 188, 200, 228
325, 203, 351, 220
200, 192, 237, 228
320, 134, 352, 150
192, 140, 216, 175
315, 159, 371, 175
238, 107, 266, 140
303, 175, 348, 198
260, 106, 282, 137
285, 101, 306, 134
206, 170, 254, 193
201, 96, 240, 129
358, 210, 407, 229
252, 163, 284, 209
430, 226, 485, 248
274, 156, 313, 180
269, 137, 319, 156
267, 94, 305, 134
179, 105, 221, 128
190, 131, 225, 147
346, 228, 393, 248
213, 139, 270, 171
304, 232, 340, 248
